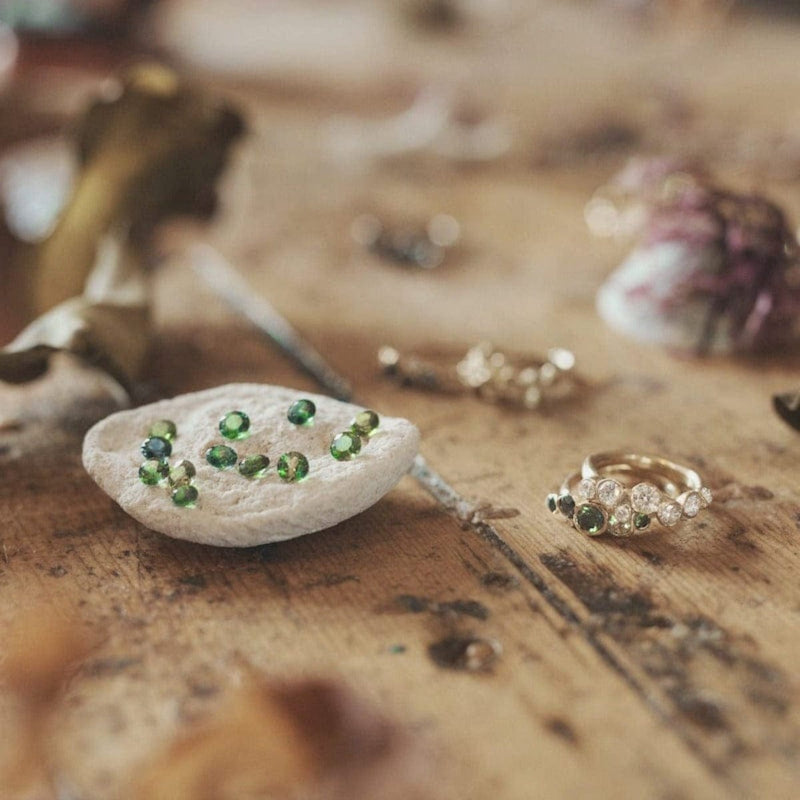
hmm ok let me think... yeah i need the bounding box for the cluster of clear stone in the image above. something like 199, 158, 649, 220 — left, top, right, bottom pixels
455, 342, 576, 410
547, 477, 712, 537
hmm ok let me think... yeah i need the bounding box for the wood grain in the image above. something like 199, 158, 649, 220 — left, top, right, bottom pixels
2, 5, 800, 799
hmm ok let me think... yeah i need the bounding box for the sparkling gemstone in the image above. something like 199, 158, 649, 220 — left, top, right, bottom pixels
523, 386, 541, 409
287, 399, 316, 426
633, 513, 651, 530
546, 493, 558, 513
614, 503, 632, 523
330, 431, 362, 461
682, 491, 703, 518
608, 516, 632, 537
575, 504, 606, 535
631, 483, 661, 514
141, 436, 172, 461
277, 451, 309, 482
351, 409, 380, 437
658, 501, 682, 527
238, 454, 270, 479
139, 459, 169, 485
574, 478, 596, 501
597, 479, 623, 507
538, 363, 557, 385
700, 486, 713, 507
548, 347, 575, 371
171, 484, 199, 507
219, 410, 251, 440
205, 444, 238, 469
149, 419, 177, 442
557, 494, 575, 518
169, 460, 196, 487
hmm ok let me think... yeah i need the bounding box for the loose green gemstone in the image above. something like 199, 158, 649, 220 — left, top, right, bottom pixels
557, 494, 575, 518
330, 431, 362, 461
351, 409, 380, 437
149, 419, 177, 442
219, 410, 251, 440
277, 451, 309, 482
171, 484, 199, 507
205, 444, 238, 469
141, 436, 171, 461
634, 512, 651, 530
238, 454, 270, 479
287, 399, 316, 426
575, 503, 606, 535
169, 459, 196, 487
139, 459, 169, 485
546, 493, 558, 513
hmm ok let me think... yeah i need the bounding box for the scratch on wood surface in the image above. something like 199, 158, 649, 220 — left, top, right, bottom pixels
388, 594, 491, 621
544, 716, 580, 745
539, 551, 797, 766
480, 571, 520, 591
302, 573, 360, 589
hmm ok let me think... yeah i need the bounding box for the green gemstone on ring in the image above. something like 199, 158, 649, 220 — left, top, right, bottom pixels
575, 503, 606, 535
634, 512, 651, 530
277, 451, 309, 482
287, 399, 316, 425
205, 444, 238, 469
546, 493, 558, 513
141, 436, 171, 461
149, 419, 177, 442
171, 484, 199, 507
330, 431, 362, 461
351, 409, 380, 437
139, 459, 169, 485
557, 494, 575, 518
238, 454, 270, 479
219, 410, 251, 440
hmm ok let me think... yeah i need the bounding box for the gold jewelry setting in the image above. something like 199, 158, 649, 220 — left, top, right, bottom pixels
379, 341, 580, 409
547, 452, 713, 537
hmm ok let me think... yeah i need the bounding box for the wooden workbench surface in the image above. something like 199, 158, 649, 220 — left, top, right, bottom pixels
2, 5, 800, 798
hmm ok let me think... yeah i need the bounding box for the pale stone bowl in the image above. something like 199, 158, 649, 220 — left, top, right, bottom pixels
82, 384, 420, 546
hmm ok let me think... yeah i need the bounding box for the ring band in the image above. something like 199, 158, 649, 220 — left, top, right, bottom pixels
547, 451, 713, 537
379, 341, 580, 409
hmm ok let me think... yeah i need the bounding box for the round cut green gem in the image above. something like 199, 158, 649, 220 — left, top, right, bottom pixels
557, 494, 575, 518
277, 451, 309, 482
238, 454, 270, 479
148, 419, 177, 442
575, 503, 606, 535
141, 436, 171, 461
287, 399, 316, 425
139, 459, 169, 485
171, 484, 199, 507
330, 431, 362, 461
169, 459, 196, 487
205, 444, 238, 469
351, 409, 379, 437
634, 512, 651, 530
219, 410, 251, 440
546, 493, 558, 513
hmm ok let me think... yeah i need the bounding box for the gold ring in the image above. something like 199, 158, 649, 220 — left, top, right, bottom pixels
378, 341, 580, 410
546, 451, 713, 537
